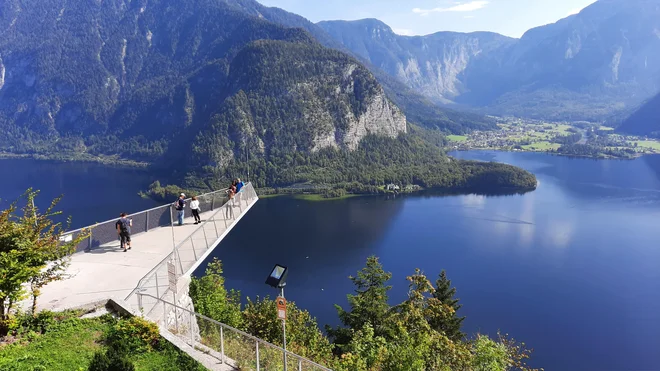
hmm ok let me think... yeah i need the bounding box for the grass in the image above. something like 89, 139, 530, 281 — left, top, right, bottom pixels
0, 312, 205, 371
446, 135, 468, 143
633, 141, 660, 151
522, 141, 562, 151
0, 317, 105, 370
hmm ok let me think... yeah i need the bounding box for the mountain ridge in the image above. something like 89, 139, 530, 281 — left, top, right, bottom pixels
318, 0, 660, 120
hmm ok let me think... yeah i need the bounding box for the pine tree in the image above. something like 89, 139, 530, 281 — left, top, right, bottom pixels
430, 270, 465, 341
327, 256, 393, 351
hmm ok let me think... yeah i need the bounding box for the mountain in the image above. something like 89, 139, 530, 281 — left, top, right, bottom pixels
0, 0, 403, 159
318, 19, 515, 102
0, 0, 535, 191
319, 0, 660, 120
222, 1, 498, 133
616, 93, 660, 137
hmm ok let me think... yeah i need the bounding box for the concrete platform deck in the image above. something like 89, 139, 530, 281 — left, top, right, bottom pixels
28, 192, 257, 312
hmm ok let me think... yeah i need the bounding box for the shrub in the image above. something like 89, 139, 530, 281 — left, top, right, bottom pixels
106, 317, 161, 354
88, 348, 135, 371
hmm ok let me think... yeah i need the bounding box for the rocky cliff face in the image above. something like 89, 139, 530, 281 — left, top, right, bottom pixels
320, 0, 660, 120
318, 19, 514, 103
0, 0, 406, 164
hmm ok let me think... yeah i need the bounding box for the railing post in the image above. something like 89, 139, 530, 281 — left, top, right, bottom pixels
155, 273, 160, 298
189, 312, 195, 345
177, 248, 185, 275
220, 326, 225, 364
202, 225, 209, 249
138, 293, 143, 312
146, 211, 150, 232
256, 340, 260, 371
298, 359, 302, 371
88, 232, 92, 251
191, 238, 197, 261
212, 215, 219, 238
211, 196, 215, 211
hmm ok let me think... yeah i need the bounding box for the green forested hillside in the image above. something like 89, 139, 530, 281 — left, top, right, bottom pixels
616, 93, 660, 138
0, 0, 536, 193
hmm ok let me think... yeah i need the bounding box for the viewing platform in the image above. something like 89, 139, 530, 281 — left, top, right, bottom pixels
31, 184, 259, 313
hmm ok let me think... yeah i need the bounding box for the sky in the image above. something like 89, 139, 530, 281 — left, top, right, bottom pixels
256, 0, 599, 38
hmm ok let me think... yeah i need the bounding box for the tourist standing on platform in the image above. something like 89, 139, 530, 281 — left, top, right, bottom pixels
175, 193, 186, 225
190, 196, 202, 224
235, 178, 245, 193
115, 213, 132, 252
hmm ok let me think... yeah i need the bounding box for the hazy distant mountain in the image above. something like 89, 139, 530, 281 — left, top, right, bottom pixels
319, 0, 660, 120
616, 93, 660, 137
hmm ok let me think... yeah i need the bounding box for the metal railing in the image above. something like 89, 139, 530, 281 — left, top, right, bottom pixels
65, 187, 233, 253
125, 183, 258, 313
137, 293, 333, 371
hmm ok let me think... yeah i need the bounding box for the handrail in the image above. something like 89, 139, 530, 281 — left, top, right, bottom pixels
137, 292, 333, 371
65, 188, 230, 235
125, 195, 234, 300
124, 183, 255, 303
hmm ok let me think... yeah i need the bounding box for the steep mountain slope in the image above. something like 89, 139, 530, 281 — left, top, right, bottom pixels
318, 19, 514, 102
319, 0, 660, 120
0, 0, 403, 159
616, 93, 660, 137
0, 0, 536, 191
222, 0, 498, 132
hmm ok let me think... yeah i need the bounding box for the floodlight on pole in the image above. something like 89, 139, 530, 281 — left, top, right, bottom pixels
266, 264, 289, 370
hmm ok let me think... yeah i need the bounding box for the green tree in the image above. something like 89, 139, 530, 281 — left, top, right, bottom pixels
241, 296, 333, 364
431, 270, 466, 341
328, 256, 393, 351
0, 189, 89, 330
189, 258, 242, 328
471, 335, 510, 371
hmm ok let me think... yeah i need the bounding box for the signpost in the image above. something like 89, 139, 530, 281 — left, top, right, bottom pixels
167, 261, 177, 293
277, 297, 286, 320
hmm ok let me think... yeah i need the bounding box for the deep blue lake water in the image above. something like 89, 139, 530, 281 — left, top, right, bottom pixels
2, 152, 660, 371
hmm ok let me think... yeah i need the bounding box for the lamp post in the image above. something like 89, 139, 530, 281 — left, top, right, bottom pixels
266, 264, 289, 370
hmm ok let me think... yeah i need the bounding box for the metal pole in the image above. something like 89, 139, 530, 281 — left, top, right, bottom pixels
256, 340, 260, 371
155, 273, 160, 298
138, 293, 143, 312
281, 286, 287, 371
170, 205, 176, 255
190, 312, 195, 345
146, 211, 150, 232
173, 291, 179, 333
220, 326, 225, 364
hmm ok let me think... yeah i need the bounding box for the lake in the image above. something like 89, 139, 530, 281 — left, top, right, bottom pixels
2, 152, 660, 371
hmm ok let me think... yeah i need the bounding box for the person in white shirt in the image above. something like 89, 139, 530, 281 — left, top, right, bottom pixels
190, 196, 202, 224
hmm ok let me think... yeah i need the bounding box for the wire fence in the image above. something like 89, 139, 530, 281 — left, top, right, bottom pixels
137, 293, 333, 371
65, 188, 232, 253
124, 183, 258, 314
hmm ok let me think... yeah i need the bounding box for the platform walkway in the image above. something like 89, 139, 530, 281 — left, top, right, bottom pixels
31, 185, 258, 312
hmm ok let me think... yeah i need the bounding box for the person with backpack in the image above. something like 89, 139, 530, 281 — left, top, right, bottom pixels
115, 213, 133, 252
175, 193, 186, 226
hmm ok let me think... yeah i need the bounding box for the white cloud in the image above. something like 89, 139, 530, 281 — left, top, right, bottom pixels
393, 28, 414, 36
413, 1, 489, 16
463, 15, 475, 19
